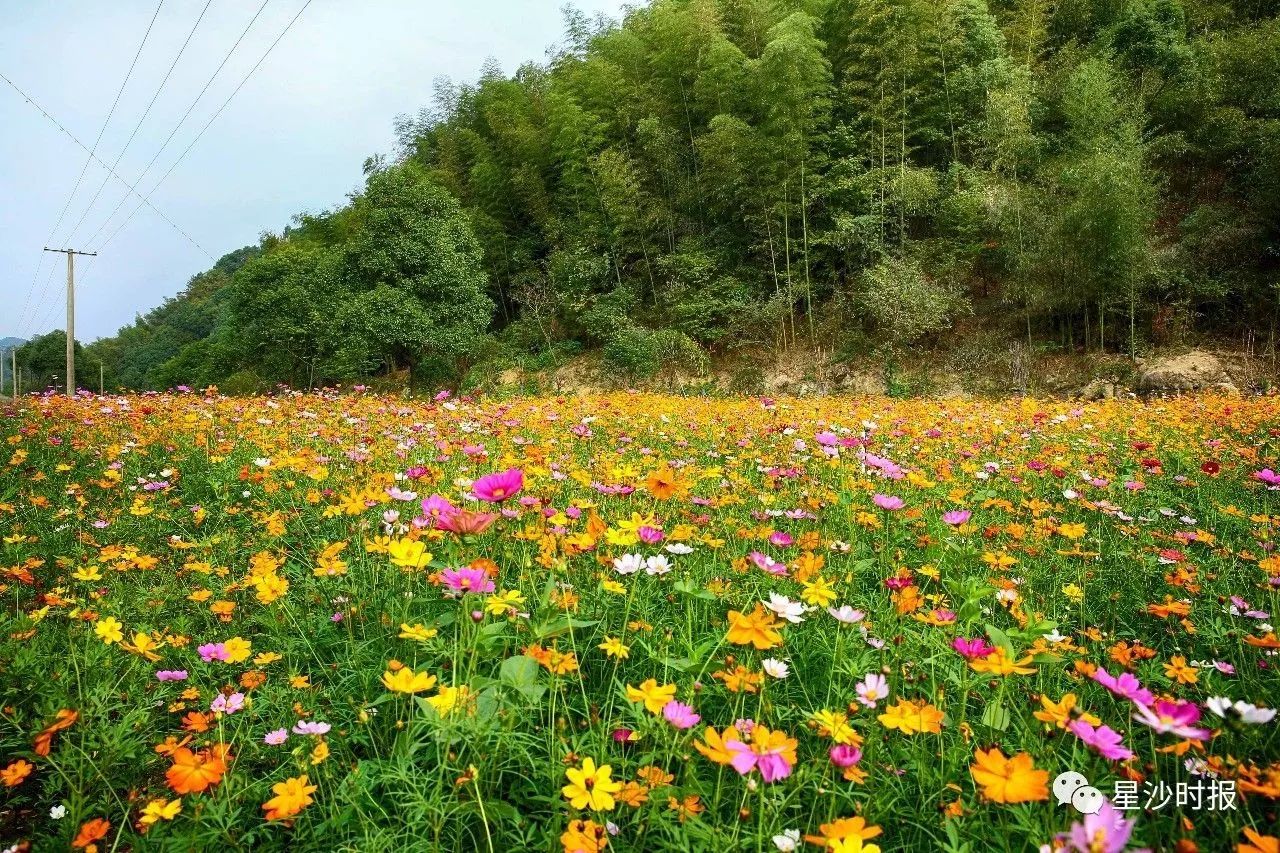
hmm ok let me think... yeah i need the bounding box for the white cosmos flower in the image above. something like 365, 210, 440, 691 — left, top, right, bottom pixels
827, 605, 865, 624
773, 829, 801, 852
765, 593, 810, 624
49, 804, 66, 819
1206, 696, 1234, 718
612, 553, 644, 575
644, 555, 672, 575
665, 543, 694, 555
762, 658, 790, 679
1234, 701, 1277, 724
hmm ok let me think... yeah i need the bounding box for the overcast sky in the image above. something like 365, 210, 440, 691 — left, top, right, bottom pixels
0, 0, 629, 342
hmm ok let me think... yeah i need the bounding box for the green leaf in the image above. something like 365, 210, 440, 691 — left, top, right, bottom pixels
984, 623, 1015, 655
980, 702, 1010, 731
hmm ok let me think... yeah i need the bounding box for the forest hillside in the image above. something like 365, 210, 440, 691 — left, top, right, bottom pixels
14, 0, 1280, 396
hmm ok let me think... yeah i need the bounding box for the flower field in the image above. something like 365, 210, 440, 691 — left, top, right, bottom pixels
2, 390, 1279, 852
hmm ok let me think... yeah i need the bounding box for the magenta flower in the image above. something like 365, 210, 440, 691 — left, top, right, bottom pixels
941, 509, 971, 526
815, 431, 838, 447
155, 670, 188, 682
637, 525, 664, 544
1254, 468, 1280, 489
1068, 720, 1135, 761
292, 720, 331, 736
952, 636, 994, 660
264, 728, 289, 745
828, 744, 862, 768
472, 468, 524, 502
197, 642, 228, 663
872, 494, 904, 511
440, 567, 496, 595
1092, 668, 1155, 706
1133, 699, 1212, 740
1055, 800, 1135, 853
662, 700, 701, 730
769, 530, 794, 547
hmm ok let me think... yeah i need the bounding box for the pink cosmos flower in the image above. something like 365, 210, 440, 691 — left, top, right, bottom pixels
472, 468, 524, 502
210, 692, 245, 716
662, 700, 701, 730
264, 728, 289, 745
873, 494, 904, 511
941, 509, 971, 526
856, 672, 889, 708
726, 738, 794, 783
814, 431, 838, 447
420, 494, 458, 521
952, 637, 994, 660
292, 720, 331, 736
749, 551, 788, 576
1067, 721, 1135, 761
769, 531, 794, 547
155, 670, 188, 682
1133, 699, 1212, 740
1055, 800, 1135, 853
440, 567, 496, 595
1092, 668, 1155, 706
434, 507, 498, 535
828, 744, 862, 768
197, 642, 229, 663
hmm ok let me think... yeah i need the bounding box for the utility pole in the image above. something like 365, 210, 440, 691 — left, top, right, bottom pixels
9, 348, 14, 401
43, 247, 96, 398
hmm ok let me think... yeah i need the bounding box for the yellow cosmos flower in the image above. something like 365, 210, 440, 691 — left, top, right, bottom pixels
398, 623, 439, 642
625, 679, 676, 714
562, 758, 622, 811
597, 637, 630, 659
387, 538, 433, 571
94, 616, 124, 645
381, 668, 438, 694
138, 797, 182, 829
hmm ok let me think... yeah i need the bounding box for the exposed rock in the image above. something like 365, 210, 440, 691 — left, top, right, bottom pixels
1078, 378, 1117, 401
1137, 351, 1233, 394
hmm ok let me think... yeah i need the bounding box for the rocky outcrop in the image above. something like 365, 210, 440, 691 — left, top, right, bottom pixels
1137, 351, 1238, 395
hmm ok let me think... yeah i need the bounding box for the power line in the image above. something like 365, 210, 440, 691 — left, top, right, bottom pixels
61, 0, 214, 252
13, 0, 165, 335
79, 0, 272, 253
89, 0, 313, 258
0, 69, 216, 335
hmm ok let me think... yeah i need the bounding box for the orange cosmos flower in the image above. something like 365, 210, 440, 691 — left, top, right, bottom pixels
33, 708, 78, 756
71, 817, 111, 850
165, 745, 229, 795
561, 819, 609, 853
970, 747, 1050, 803
878, 699, 944, 735
1, 759, 33, 787
725, 603, 784, 650
262, 773, 318, 821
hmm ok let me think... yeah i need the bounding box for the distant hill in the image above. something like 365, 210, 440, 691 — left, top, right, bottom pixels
0, 337, 24, 351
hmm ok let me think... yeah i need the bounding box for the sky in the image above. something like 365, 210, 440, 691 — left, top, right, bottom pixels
0, 0, 630, 343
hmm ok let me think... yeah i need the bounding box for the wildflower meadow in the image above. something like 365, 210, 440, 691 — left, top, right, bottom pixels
1, 390, 1278, 852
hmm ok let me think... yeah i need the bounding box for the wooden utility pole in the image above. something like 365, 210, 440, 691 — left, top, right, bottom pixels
43, 247, 96, 398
